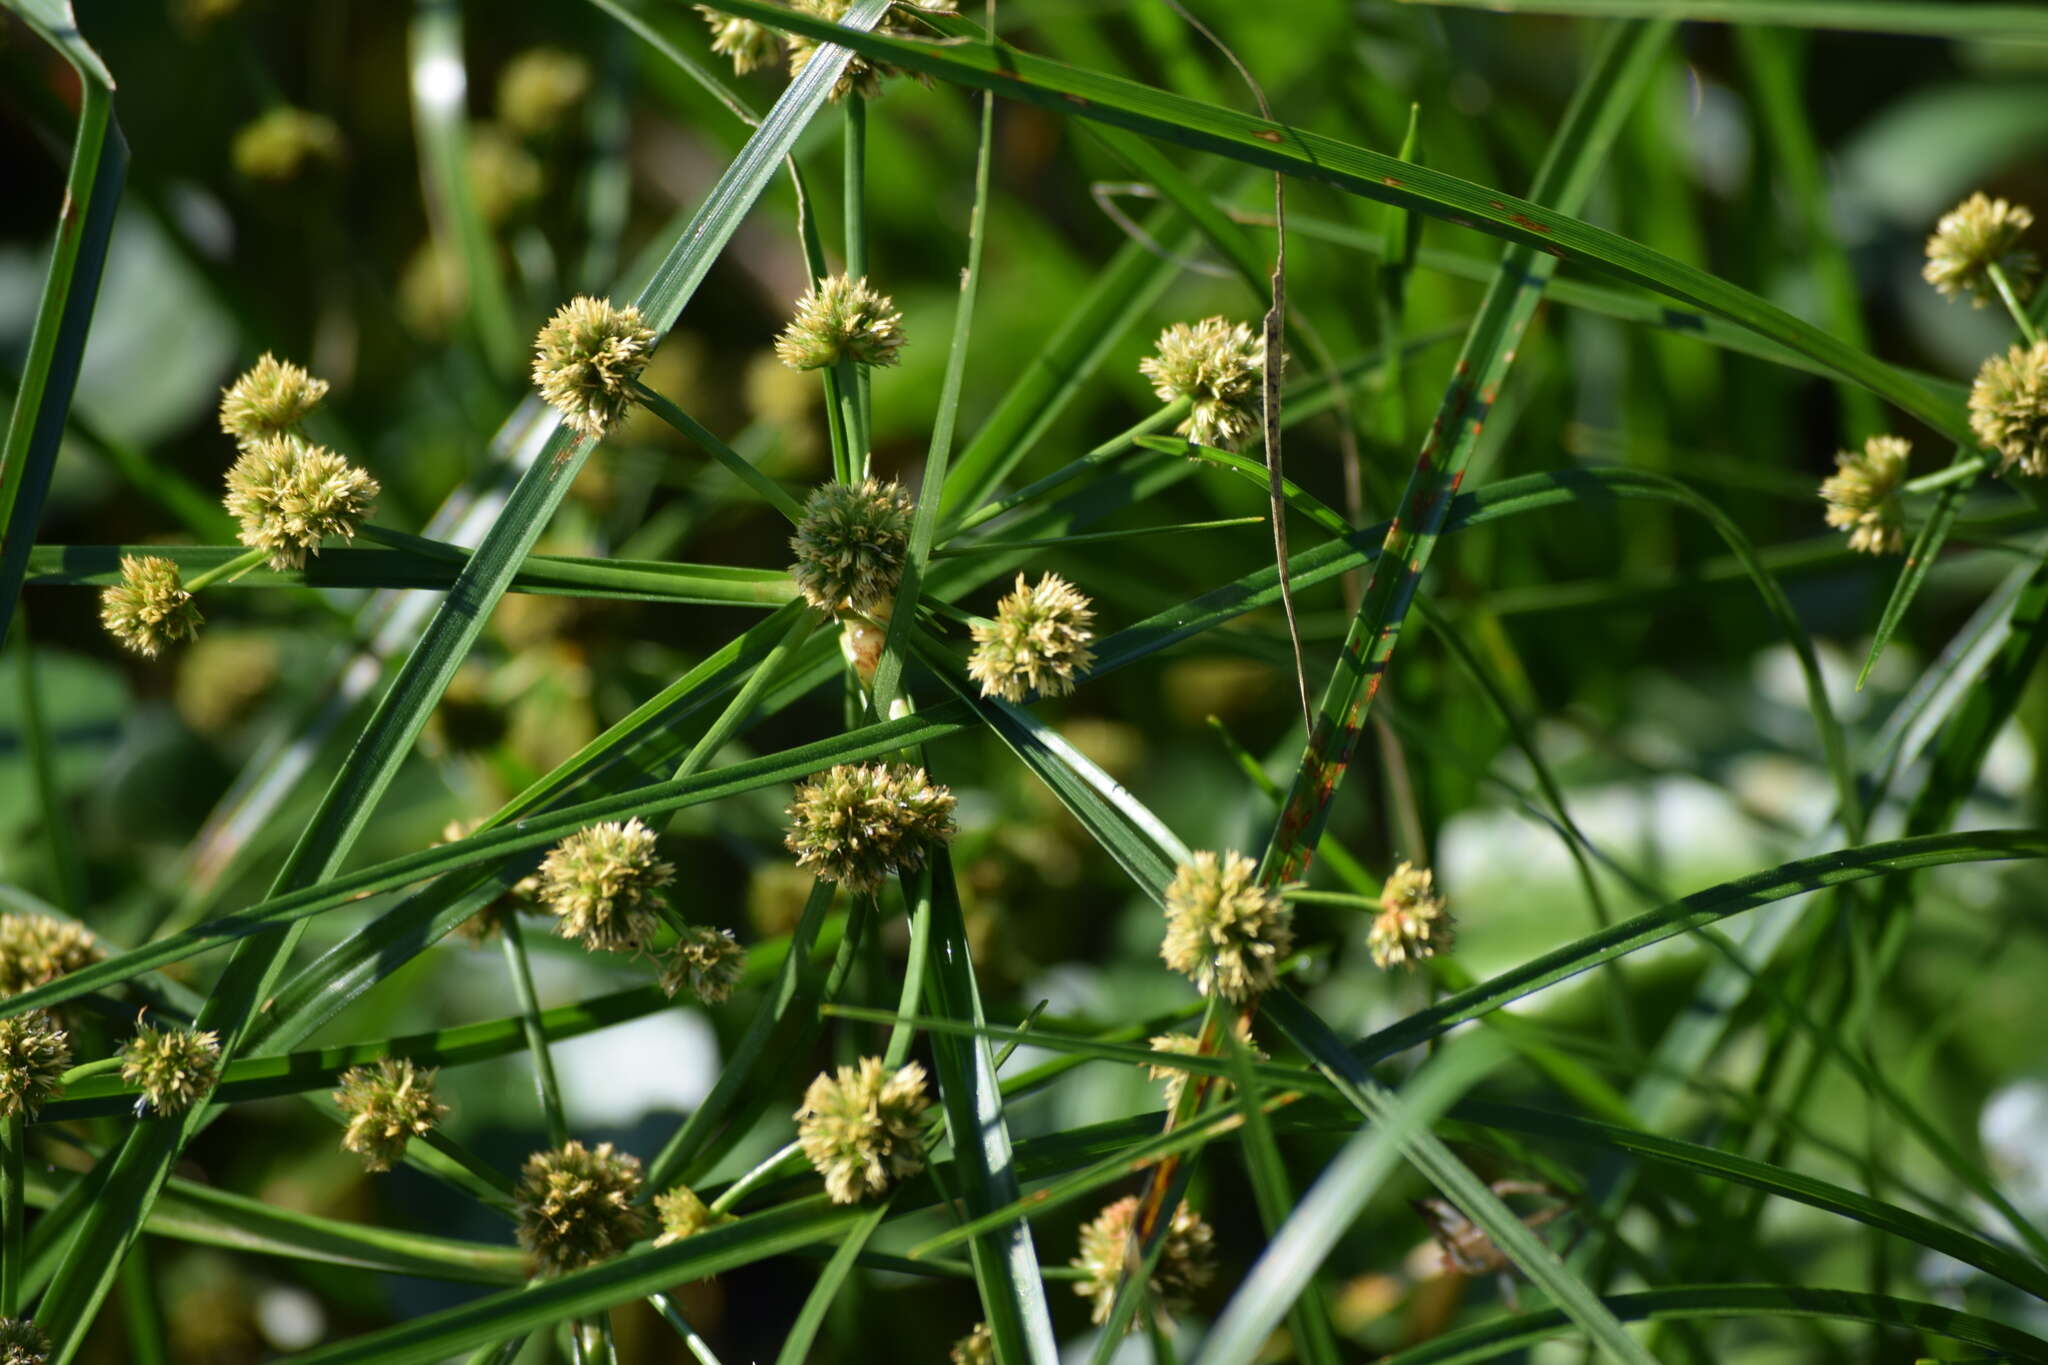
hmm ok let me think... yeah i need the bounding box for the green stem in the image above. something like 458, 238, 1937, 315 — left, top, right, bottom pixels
650, 1293, 727, 1365
941, 402, 1188, 539
1280, 888, 1380, 909
1, 1114, 21, 1314
631, 381, 806, 522
418, 1127, 519, 1202
929, 516, 1263, 559
499, 918, 570, 1148
1989, 263, 2043, 345
182, 545, 269, 593
707, 1138, 803, 1215
1902, 455, 1988, 495
843, 96, 871, 462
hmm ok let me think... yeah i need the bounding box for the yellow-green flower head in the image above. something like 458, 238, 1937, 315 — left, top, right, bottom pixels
785, 763, 957, 891
1160, 849, 1294, 1002
1140, 317, 1267, 452
224, 435, 380, 571
218, 353, 329, 446
333, 1058, 446, 1173
120, 1021, 222, 1116
1820, 435, 1910, 555
232, 107, 344, 182
774, 274, 906, 371
967, 572, 1098, 703
537, 817, 675, 954
0, 1318, 48, 1365
532, 296, 660, 439
1369, 860, 1453, 970
660, 926, 746, 1004
1970, 341, 2048, 478
784, 0, 911, 101
0, 1012, 70, 1119
1071, 1194, 1216, 1328
515, 1140, 648, 1275
100, 555, 203, 658
497, 47, 591, 136
653, 1183, 734, 1246
1924, 192, 2038, 308
696, 8, 781, 76
466, 124, 543, 226
1146, 1017, 1260, 1112
949, 1323, 994, 1365
795, 1056, 932, 1203
789, 478, 916, 614
0, 915, 103, 998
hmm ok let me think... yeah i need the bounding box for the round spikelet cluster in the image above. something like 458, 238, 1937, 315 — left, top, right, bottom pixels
100, 555, 204, 658
334, 1058, 446, 1173
1820, 435, 1911, 555
219, 353, 329, 446
497, 46, 590, 136
0, 1012, 70, 1119
536, 818, 675, 953
120, 1021, 222, 1116
785, 763, 957, 891
967, 573, 1098, 703
783, 0, 954, 102
1369, 860, 1454, 970
789, 479, 916, 615
660, 926, 746, 1004
0, 1318, 48, 1365
1970, 341, 2048, 478
653, 1183, 734, 1246
515, 1141, 648, 1275
695, 7, 782, 76
795, 1057, 933, 1203
1146, 1016, 1261, 1112
224, 435, 380, 570
950, 1323, 994, 1365
1140, 317, 1267, 452
773, 274, 905, 371
1071, 1195, 1217, 1328
1924, 193, 2037, 308
532, 296, 659, 439
232, 107, 343, 182
1160, 850, 1294, 1002
0, 914, 105, 997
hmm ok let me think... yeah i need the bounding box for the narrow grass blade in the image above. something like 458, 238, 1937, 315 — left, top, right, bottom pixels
1384, 0, 2048, 41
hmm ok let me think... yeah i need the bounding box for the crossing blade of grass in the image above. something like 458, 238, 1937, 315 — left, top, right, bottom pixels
1194, 1036, 1507, 1365
1373, 1285, 2048, 1365
26, 5, 899, 1352
693, 2, 1968, 443
1386, 0, 2048, 41
1857, 468, 1971, 690
1265, 990, 1656, 1364
774, 1202, 890, 1365
0, 1, 123, 652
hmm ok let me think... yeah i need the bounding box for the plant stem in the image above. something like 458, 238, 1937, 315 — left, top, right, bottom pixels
708, 1138, 803, 1215
631, 381, 806, 522
930, 516, 1264, 559
650, 1293, 727, 1365
1, 1114, 22, 1314
1903, 455, 1987, 495
499, 917, 570, 1148
942, 402, 1188, 538
843, 95, 871, 463
1988, 263, 2043, 345
183, 545, 269, 592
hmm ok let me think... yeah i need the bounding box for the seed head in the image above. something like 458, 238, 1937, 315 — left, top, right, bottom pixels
333, 1058, 446, 1173
1369, 860, 1454, 970
515, 1141, 648, 1275
774, 274, 905, 371
100, 555, 204, 658
967, 573, 1098, 703
1146, 1016, 1260, 1112
653, 1183, 734, 1246
224, 435, 380, 570
789, 478, 916, 614
1970, 341, 2048, 477
785, 763, 956, 891
232, 107, 343, 182
783, 0, 953, 101
0, 915, 103, 1000
532, 296, 659, 439
0, 1319, 48, 1365
466, 124, 543, 226
950, 1323, 994, 1365
497, 47, 591, 136
1140, 317, 1267, 451
795, 1057, 932, 1203
536, 818, 675, 953
1820, 435, 1911, 555
219, 353, 329, 445
1160, 850, 1293, 1002
1924, 193, 2038, 308
659, 926, 746, 1004
120, 1021, 222, 1116
696, 8, 781, 75
0, 1013, 70, 1119
1071, 1195, 1216, 1328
